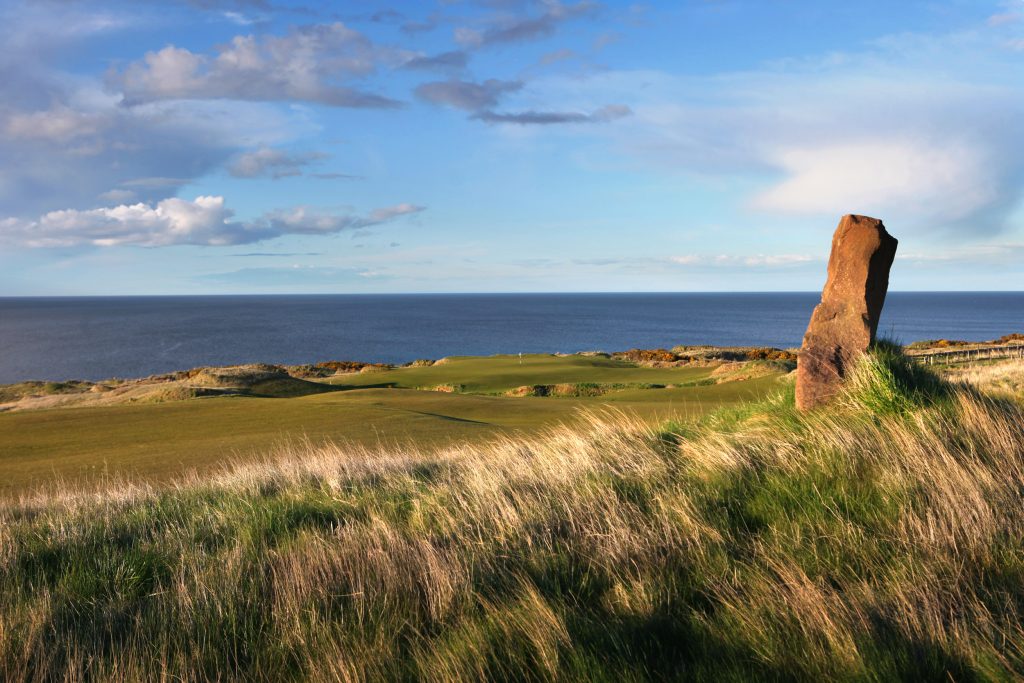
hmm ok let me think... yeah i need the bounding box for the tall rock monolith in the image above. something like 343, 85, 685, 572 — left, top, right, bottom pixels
795, 215, 898, 411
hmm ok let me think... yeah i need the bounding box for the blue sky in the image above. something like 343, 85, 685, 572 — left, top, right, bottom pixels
1, 0, 1023, 294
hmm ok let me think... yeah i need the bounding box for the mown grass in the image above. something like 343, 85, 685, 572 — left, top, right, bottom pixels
325, 353, 715, 393
2, 348, 1023, 680
0, 364, 778, 495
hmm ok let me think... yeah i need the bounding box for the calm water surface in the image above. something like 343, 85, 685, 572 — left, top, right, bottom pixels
0, 293, 1021, 383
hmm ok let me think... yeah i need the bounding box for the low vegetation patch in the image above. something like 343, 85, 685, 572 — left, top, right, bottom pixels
2, 348, 1023, 680
613, 346, 798, 365
613, 348, 679, 363
906, 332, 1024, 350
709, 359, 795, 383
0, 380, 95, 403
431, 383, 466, 393
505, 383, 669, 398
942, 357, 1024, 398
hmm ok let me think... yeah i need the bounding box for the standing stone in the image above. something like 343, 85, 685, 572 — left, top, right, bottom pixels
795, 215, 898, 411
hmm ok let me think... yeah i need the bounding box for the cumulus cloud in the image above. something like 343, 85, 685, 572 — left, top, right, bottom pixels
0, 92, 301, 217
473, 103, 631, 124
227, 147, 328, 179
749, 139, 998, 221
115, 23, 402, 108
415, 79, 523, 110
0, 9, 376, 222
0, 197, 424, 248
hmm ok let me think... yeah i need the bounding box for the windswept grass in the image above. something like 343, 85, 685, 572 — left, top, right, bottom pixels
2, 349, 1024, 680
943, 358, 1024, 399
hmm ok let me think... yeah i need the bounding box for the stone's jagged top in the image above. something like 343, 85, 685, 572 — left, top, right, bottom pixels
795, 214, 898, 411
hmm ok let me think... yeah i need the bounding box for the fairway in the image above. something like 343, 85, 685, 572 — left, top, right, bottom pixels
326, 354, 716, 392
0, 354, 787, 494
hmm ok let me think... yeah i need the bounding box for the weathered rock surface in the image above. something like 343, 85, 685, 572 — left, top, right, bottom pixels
795, 215, 898, 411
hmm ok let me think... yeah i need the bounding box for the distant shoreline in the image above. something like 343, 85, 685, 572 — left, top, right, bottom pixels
3, 292, 1022, 383
4, 335, 1022, 388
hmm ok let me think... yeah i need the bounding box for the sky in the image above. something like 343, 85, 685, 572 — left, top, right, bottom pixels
1, 0, 1023, 295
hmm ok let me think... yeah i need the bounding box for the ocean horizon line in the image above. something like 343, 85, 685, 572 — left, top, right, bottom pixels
2, 289, 1024, 299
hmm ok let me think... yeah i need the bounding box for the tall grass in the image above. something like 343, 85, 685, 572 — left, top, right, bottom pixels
2, 350, 1024, 681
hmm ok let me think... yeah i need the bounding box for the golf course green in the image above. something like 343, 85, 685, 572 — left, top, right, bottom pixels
0, 354, 788, 494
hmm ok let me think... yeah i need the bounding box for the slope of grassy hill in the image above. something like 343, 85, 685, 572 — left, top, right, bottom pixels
2, 346, 1023, 680
324, 353, 718, 393
0, 355, 786, 494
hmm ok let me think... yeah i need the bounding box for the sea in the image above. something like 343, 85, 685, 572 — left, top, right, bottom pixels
1, 292, 1022, 383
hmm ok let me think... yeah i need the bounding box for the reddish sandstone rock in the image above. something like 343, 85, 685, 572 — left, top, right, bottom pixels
795, 215, 898, 411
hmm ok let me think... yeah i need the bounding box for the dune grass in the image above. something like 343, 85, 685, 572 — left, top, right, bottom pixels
2, 348, 1024, 680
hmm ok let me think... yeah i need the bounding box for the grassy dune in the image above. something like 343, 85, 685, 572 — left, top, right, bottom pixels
0, 355, 783, 494
2, 347, 1024, 680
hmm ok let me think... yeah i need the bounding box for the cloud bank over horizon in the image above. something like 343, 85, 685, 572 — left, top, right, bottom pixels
1, 197, 424, 248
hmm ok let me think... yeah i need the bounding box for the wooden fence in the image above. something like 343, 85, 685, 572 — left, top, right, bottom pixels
912, 344, 1024, 366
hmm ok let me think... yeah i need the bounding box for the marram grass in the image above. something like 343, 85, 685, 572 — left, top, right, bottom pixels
2, 349, 1024, 681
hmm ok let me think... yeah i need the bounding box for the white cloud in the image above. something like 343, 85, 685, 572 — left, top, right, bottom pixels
263, 203, 424, 235
1, 197, 425, 248
115, 23, 402, 108
0, 90, 301, 217
989, 12, 1021, 27
401, 50, 469, 71
454, 1, 598, 48
474, 104, 632, 125
897, 242, 1024, 264
750, 139, 998, 222
120, 176, 194, 189
365, 203, 424, 222
3, 105, 109, 142
228, 147, 328, 179
670, 253, 816, 268
523, 29, 1024, 236
98, 189, 137, 203
988, 0, 1023, 26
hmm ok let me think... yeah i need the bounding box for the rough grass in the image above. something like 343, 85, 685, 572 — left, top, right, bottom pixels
2, 348, 1024, 680
943, 358, 1024, 398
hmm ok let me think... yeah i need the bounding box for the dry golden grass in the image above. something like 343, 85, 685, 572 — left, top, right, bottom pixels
1, 347, 1023, 680
942, 357, 1024, 398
